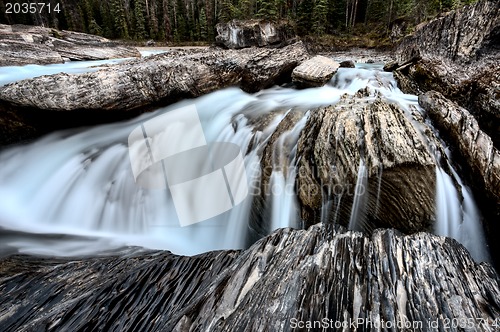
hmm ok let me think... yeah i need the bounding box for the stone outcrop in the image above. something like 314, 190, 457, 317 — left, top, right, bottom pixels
0, 224, 498, 331
0, 42, 310, 146
292, 55, 340, 88
392, 0, 500, 147
0, 24, 140, 66
295, 93, 437, 233
215, 20, 296, 49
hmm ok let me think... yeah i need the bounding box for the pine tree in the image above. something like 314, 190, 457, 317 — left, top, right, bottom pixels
256, 0, 278, 20
111, 0, 129, 39
312, 0, 329, 35
134, 0, 147, 39
199, 7, 208, 39
297, 0, 313, 35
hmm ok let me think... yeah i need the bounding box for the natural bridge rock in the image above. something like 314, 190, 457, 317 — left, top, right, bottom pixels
0, 225, 498, 331
292, 55, 340, 88
295, 93, 437, 233
0, 42, 310, 146
215, 20, 296, 49
393, 0, 500, 147
0, 24, 140, 66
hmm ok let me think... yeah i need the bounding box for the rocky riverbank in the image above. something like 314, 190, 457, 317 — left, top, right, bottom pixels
0, 24, 140, 66
390, 0, 499, 148
385, 0, 500, 270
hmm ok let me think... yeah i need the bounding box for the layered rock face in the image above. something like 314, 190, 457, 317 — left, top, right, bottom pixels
295, 93, 437, 233
392, 0, 500, 148
215, 20, 296, 49
0, 225, 498, 331
0, 24, 140, 66
0, 42, 309, 146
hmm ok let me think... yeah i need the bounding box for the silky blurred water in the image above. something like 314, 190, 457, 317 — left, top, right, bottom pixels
0, 59, 490, 262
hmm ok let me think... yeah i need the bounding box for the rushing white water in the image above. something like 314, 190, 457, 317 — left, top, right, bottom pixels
0, 59, 491, 261
435, 161, 490, 262
269, 115, 307, 231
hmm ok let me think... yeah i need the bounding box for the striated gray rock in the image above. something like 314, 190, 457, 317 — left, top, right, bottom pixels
0, 224, 498, 331
419, 91, 499, 202
215, 20, 296, 49
295, 93, 437, 233
393, 0, 500, 147
0, 42, 310, 146
292, 55, 340, 88
0, 24, 140, 66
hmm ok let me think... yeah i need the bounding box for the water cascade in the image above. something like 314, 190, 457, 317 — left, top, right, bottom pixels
0, 61, 491, 263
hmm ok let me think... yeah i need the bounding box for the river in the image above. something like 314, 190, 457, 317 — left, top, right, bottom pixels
0, 55, 490, 262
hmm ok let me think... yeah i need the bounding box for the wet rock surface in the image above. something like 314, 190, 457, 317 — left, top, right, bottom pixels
292, 55, 340, 87
0, 224, 498, 332
215, 20, 296, 49
392, 0, 500, 148
0, 24, 140, 66
295, 93, 437, 233
0, 42, 310, 146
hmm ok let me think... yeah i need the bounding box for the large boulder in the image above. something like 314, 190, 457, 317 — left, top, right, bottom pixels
295, 93, 437, 233
292, 55, 340, 88
0, 42, 310, 146
0, 24, 140, 66
215, 20, 296, 49
392, 0, 500, 148
0, 225, 498, 331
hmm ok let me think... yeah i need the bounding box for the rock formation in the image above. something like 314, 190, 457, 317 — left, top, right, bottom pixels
419, 91, 500, 266
0, 224, 498, 331
419, 91, 500, 203
295, 92, 437, 233
0, 24, 140, 66
391, 0, 500, 148
292, 55, 340, 87
0, 42, 310, 146
215, 20, 296, 49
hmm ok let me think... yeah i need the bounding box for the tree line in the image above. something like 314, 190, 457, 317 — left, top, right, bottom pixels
0, 0, 478, 43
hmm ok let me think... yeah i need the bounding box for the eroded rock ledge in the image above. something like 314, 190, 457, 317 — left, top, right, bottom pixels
0, 225, 498, 331
0, 24, 140, 66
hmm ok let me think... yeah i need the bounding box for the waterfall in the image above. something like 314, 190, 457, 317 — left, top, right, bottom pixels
0, 60, 491, 262
269, 115, 307, 231
435, 166, 490, 262
348, 159, 369, 232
